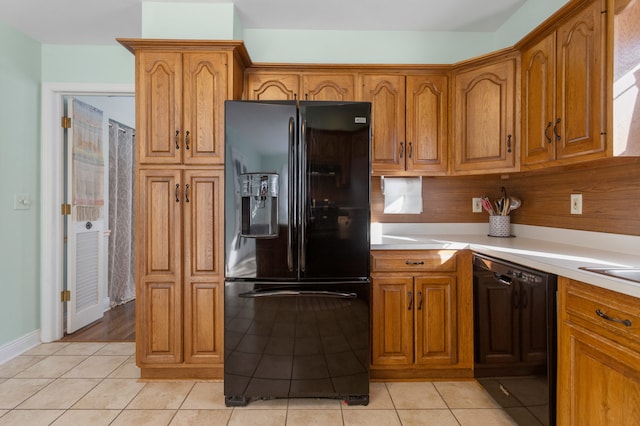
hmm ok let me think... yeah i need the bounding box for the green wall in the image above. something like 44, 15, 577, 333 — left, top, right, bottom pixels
0, 0, 569, 348
0, 21, 42, 344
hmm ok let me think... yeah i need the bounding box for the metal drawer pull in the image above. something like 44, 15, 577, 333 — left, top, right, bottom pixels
595, 309, 632, 327
175, 130, 180, 149
405, 261, 425, 265
417, 291, 423, 310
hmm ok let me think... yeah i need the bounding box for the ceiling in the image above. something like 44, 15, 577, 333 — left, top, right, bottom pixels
0, 0, 527, 45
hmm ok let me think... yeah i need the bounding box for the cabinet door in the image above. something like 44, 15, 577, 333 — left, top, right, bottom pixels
360, 75, 406, 173
372, 276, 414, 365
558, 324, 640, 425
414, 275, 457, 365
183, 170, 224, 364
522, 33, 557, 166
302, 73, 355, 101
182, 52, 228, 165
405, 75, 449, 175
137, 52, 183, 165
245, 72, 300, 100
137, 169, 183, 364
555, 0, 606, 160
452, 58, 517, 174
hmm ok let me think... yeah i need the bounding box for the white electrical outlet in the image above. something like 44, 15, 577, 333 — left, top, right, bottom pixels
570, 194, 582, 214
472, 197, 483, 213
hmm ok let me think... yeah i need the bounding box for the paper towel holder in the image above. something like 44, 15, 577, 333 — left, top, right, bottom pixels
380, 176, 422, 193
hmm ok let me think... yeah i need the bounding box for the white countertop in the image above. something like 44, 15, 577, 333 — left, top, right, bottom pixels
371, 223, 640, 298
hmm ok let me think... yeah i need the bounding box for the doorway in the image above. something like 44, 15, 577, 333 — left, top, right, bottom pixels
40, 83, 135, 343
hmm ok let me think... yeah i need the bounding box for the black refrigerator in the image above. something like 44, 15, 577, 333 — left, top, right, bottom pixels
223, 100, 371, 407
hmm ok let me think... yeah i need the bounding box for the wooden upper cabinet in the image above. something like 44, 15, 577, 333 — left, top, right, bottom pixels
405, 75, 449, 175
555, 0, 605, 160
245, 72, 300, 100
137, 50, 228, 165
302, 73, 355, 101
361, 74, 448, 175
452, 56, 518, 174
182, 53, 228, 165
245, 71, 356, 101
522, 33, 557, 165
522, 0, 606, 169
137, 51, 182, 166
360, 74, 406, 173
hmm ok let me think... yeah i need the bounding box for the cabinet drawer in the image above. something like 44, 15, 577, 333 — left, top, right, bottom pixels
371, 250, 457, 272
564, 279, 640, 346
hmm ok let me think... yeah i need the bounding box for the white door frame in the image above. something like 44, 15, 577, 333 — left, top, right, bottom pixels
40, 82, 135, 342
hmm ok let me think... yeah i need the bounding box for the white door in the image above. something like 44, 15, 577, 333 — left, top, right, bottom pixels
65, 98, 105, 333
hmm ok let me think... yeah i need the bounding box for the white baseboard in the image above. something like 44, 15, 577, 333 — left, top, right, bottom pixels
0, 330, 41, 365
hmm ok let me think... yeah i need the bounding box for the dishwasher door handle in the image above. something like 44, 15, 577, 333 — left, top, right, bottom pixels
494, 273, 513, 286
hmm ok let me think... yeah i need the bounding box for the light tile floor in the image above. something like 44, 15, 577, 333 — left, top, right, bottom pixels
0, 342, 519, 425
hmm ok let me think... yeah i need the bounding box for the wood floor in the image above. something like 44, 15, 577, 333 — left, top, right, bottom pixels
60, 300, 135, 342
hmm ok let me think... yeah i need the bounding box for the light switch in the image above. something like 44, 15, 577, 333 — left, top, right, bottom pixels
14, 193, 32, 210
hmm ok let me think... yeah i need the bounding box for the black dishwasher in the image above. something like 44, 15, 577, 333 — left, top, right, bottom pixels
473, 254, 557, 426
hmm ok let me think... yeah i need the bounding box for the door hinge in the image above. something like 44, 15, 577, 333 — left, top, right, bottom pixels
61, 204, 71, 215
61, 116, 71, 128
61, 290, 71, 302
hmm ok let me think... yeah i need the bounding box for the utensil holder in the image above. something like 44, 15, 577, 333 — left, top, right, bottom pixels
489, 216, 511, 237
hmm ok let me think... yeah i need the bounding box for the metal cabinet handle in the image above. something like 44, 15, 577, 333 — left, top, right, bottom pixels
405, 260, 425, 265
399, 141, 404, 158
175, 130, 180, 149
185, 130, 190, 150
417, 291, 423, 310
544, 122, 553, 144
408, 141, 413, 159
175, 184, 180, 202
507, 134, 512, 153
408, 290, 413, 310
553, 118, 561, 141
185, 184, 190, 203
595, 309, 632, 327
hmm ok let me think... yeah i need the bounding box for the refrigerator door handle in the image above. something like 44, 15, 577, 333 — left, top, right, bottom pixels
287, 116, 295, 271
299, 118, 307, 273
239, 290, 357, 299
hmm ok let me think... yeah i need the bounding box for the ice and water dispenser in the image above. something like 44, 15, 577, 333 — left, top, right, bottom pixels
241, 173, 279, 238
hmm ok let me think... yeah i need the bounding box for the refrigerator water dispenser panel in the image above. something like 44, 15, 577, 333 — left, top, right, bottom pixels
241, 173, 279, 238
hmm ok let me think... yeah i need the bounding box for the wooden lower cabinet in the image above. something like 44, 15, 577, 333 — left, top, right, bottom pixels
136, 168, 224, 378
557, 277, 640, 425
370, 250, 473, 379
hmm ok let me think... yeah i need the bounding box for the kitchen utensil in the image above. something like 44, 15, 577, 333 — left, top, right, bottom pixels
509, 196, 521, 210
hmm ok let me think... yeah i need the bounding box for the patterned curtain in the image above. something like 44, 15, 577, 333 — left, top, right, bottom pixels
72, 99, 104, 221
108, 119, 136, 306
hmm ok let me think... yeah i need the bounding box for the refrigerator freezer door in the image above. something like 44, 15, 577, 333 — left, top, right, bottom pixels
299, 102, 371, 280
225, 101, 298, 280
224, 280, 370, 405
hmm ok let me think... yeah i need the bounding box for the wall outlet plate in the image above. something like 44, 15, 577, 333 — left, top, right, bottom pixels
570, 193, 582, 214
472, 197, 483, 213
